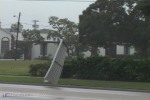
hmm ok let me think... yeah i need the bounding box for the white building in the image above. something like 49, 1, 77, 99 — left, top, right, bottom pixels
83, 45, 135, 58
0, 28, 11, 58
0, 27, 136, 59
31, 33, 58, 59
11, 30, 59, 60
0, 26, 59, 59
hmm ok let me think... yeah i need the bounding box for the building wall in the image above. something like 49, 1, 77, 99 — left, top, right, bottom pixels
83, 47, 105, 57
116, 45, 124, 55
117, 45, 135, 55
83, 45, 136, 57
0, 29, 11, 55
20, 42, 137, 59
31, 42, 58, 59
31, 43, 41, 59
47, 43, 58, 58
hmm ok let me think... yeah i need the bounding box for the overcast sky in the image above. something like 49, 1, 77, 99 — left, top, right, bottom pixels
0, 0, 96, 29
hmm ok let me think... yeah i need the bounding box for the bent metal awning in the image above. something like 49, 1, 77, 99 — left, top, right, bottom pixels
44, 39, 67, 85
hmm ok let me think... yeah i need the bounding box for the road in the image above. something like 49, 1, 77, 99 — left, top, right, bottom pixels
0, 83, 150, 100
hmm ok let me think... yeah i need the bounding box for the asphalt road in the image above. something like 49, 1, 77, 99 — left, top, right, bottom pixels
0, 83, 150, 100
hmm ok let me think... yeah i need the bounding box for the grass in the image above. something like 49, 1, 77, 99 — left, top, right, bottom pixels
0, 60, 150, 91
59, 79, 150, 90
0, 75, 43, 83
0, 60, 48, 76
0, 75, 150, 91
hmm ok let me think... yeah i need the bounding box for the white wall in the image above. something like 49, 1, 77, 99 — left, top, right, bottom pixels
83, 45, 136, 57
117, 45, 136, 55
99, 47, 105, 56
129, 46, 135, 55
83, 47, 105, 57
116, 45, 124, 55
83, 51, 91, 57
31, 43, 41, 59
47, 43, 58, 58
31, 43, 58, 59
0, 29, 11, 54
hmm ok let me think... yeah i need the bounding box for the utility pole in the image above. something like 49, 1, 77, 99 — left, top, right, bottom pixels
15, 12, 21, 61
32, 20, 39, 30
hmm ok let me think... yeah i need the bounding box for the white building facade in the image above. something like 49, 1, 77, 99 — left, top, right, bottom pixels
0, 28, 11, 58
0, 28, 136, 59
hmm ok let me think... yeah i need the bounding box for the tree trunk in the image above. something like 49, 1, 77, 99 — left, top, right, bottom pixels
90, 46, 99, 56
105, 44, 116, 57
124, 44, 130, 55
139, 46, 148, 58
135, 44, 149, 58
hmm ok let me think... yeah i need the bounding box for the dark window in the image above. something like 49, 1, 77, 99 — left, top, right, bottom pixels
1, 38, 9, 53
40, 43, 47, 56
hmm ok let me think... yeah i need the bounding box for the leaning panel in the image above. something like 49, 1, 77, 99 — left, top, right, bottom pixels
44, 39, 67, 85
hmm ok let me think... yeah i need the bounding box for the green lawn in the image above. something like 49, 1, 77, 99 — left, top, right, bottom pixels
0, 75, 43, 83
59, 79, 150, 90
0, 75, 150, 91
0, 60, 150, 91
0, 60, 48, 76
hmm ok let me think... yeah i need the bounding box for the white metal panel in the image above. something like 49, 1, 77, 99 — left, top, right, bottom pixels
44, 39, 67, 85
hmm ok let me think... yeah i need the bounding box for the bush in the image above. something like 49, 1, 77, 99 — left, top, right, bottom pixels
4, 49, 23, 59
75, 57, 150, 82
76, 57, 113, 80
29, 60, 77, 78
29, 62, 50, 77
61, 60, 78, 78
36, 55, 52, 60
29, 56, 150, 82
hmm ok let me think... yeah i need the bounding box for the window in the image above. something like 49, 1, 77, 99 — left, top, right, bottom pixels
40, 42, 47, 56
1, 37, 9, 53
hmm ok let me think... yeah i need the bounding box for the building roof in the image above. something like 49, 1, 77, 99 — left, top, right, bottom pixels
0, 28, 11, 35
1, 28, 57, 42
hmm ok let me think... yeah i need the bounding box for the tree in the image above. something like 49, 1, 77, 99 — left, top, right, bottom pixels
79, 0, 128, 56
79, 0, 150, 58
134, 0, 150, 58
10, 23, 23, 32
48, 16, 78, 59
137, 0, 150, 16
21, 29, 44, 60
117, 1, 150, 57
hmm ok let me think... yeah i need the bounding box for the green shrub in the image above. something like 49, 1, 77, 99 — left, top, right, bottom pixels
4, 49, 23, 59
28, 56, 150, 82
29, 60, 78, 78
76, 57, 113, 80
36, 55, 52, 60
75, 57, 150, 82
29, 62, 50, 76
61, 60, 78, 78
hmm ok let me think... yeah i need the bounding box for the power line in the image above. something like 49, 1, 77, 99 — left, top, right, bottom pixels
22, 0, 95, 2
23, 23, 32, 25
2, 23, 50, 28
